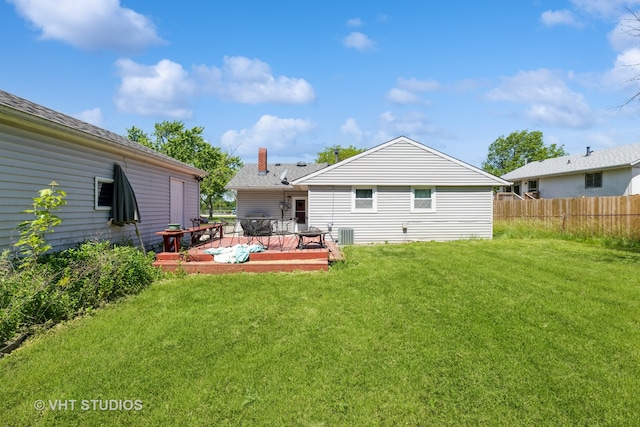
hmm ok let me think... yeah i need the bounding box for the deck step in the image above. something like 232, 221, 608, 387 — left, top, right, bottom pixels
249, 249, 328, 261
153, 258, 328, 274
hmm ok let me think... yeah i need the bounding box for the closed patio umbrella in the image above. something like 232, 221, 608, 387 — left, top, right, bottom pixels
111, 163, 145, 254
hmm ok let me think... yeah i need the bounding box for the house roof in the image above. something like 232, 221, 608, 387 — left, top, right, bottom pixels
502, 143, 640, 181
292, 136, 511, 187
225, 161, 328, 190
0, 89, 207, 176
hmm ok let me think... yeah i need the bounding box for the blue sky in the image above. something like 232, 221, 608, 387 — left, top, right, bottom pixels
2, 0, 640, 167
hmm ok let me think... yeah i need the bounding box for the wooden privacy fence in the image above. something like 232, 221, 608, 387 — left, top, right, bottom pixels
494, 195, 640, 239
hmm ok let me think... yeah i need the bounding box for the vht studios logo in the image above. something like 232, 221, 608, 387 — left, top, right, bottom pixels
34, 399, 143, 411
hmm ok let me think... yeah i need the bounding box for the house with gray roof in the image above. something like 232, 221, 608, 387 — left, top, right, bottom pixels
501, 144, 640, 199
0, 89, 207, 252
225, 147, 328, 231
227, 137, 510, 243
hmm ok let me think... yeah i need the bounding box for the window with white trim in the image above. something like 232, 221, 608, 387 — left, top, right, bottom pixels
412, 187, 435, 212
352, 187, 377, 212
95, 177, 114, 210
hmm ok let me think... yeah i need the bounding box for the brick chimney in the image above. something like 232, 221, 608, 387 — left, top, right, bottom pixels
258, 147, 267, 175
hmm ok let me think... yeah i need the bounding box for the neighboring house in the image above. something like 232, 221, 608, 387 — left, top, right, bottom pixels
501, 144, 640, 199
0, 90, 206, 252
225, 147, 328, 231
226, 136, 509, 244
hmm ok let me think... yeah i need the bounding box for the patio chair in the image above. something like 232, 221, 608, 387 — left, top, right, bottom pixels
226, 218, 245, 247
240, 217, 274, 248
273, 218, 296, 251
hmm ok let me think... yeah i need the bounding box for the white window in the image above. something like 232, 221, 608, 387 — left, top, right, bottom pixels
412, 187, 435, 212
352, 187, 377, 212
95, 177, 114, 210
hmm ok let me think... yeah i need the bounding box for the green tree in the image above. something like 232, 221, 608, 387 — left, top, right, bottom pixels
14, 181, 67, 268
127, 121, 242, 217
315, 144, 366, 165
482, 130, 567, 177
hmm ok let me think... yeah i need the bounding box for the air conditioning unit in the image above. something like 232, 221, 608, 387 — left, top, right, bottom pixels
338, 228, 354, 245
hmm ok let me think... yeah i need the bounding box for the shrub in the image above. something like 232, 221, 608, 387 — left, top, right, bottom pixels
46, 241, 159, 311
1, 242, 160, 346
2, 184, 161, 347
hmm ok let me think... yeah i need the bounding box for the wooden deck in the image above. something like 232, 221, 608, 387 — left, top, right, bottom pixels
152, 234, 343, 274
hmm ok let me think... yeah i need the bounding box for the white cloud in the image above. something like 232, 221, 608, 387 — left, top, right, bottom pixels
387, 88, 424, 104
114, 58, 196, 119
387, 77, 441, 105
220, 115, 316, 158
7, 0, 164, 52
376, 111, 444, 141
570, 0, 640, 18
346, 18, 362, 27
194, 56, 316, 104
487, 69, 596, 128
541, 10, 580, 27
343, 31, 375, 51
340, 118, 365, 142
604, 48, 640, 90
397, 77, 441, 92
608, 12, 640, 52
113, 55, 315, 119
74, 108, 104, 127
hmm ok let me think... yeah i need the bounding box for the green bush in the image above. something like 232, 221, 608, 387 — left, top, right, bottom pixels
1, 242, 160, 346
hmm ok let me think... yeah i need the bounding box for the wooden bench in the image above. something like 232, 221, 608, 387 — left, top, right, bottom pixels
156, 223, 223, 252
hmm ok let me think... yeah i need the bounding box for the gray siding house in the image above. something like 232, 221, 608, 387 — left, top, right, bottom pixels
0, 90, 206, 252
227, 136, 509, 244
501, 144, 640, 199
225, 147, 327, 231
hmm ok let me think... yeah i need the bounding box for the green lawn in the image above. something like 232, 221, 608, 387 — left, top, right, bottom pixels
1, 239, 639, 426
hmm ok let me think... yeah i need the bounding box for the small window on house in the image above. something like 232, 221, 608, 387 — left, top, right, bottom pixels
585, 172, 602, 189
528, 180, 538, 192
412, 188, 435, 211
352, 187, 376, 212
95, 177, 114, 210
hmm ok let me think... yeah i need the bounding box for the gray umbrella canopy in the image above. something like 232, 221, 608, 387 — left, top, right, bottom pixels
111, 164, 144, 253
111, 163, 141, 226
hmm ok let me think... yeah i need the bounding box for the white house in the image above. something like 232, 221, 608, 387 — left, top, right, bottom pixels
226, 136, 509, 244
501, 144, 640, 199
0, 90, 207, 252
224, 147, 328, 231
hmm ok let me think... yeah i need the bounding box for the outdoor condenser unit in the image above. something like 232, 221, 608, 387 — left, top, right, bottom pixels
338, 228, 354, 245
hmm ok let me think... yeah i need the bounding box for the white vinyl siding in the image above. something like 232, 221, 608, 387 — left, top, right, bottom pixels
308, 186, 493, 243
297, 138, 505, 187
235, 189, 307, 221
539, 168, 631, 198
0, 124, 201, 252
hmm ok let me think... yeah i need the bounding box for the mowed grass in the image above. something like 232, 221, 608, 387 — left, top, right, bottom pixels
1, 239, 639, 426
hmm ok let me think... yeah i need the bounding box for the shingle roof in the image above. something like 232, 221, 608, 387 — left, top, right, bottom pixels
0, 89, 206, 175
225, 162, 328, 189
502, 143, 640, 181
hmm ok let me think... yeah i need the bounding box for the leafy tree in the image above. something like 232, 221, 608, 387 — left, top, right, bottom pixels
315, 144, 366, 164
127, 121, 242, 217
482, 130, 567, 177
